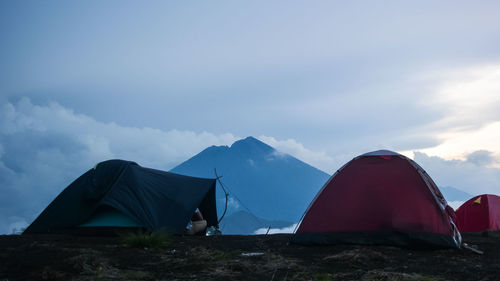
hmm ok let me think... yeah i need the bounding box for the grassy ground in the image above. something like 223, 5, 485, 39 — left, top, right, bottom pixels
1, 233, 499, 281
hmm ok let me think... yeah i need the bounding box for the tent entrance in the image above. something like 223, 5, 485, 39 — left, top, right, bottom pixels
79, 206, 141, 228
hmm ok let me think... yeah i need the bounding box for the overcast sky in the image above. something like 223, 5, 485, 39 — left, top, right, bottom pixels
2, 0, 500, 233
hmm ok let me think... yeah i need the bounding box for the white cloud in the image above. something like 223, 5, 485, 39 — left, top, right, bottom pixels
409, 64, 500, 161
258, 135, 338, 172
1, 98, 238, 169
414, 121, 500, 162
0, 98, 238, 234
227, 197, 241, 210
1, 217, 28, 235
266, 150, 288, 161
413, 152, 500, 196
254, 223, 298, 235
430, 64, 500, 128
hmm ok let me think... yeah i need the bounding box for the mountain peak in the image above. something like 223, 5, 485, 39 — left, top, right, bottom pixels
230, 136, 274, 154
171, 136, 331, 223
231, 136, 261, 146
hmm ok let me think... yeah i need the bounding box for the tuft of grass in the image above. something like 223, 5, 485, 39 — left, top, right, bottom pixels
122, 231, 172, 248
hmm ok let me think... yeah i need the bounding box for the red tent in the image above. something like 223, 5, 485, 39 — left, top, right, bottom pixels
455, 194, 500, 233
293, 150, 461, 248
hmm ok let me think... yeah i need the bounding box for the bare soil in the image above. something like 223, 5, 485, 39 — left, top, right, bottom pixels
1, 233, 499, 281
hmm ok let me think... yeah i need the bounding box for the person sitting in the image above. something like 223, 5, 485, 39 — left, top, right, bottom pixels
186, 208, 207, 235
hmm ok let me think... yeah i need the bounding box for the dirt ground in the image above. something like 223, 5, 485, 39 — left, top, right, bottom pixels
1, 233, 499, 281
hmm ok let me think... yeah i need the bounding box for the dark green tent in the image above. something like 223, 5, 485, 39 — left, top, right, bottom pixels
24, 159, 218, 234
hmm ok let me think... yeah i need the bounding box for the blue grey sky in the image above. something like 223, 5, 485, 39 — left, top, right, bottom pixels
2, 0, 500, 233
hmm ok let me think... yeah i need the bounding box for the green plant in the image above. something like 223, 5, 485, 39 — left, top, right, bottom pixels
122, 231, 172, 248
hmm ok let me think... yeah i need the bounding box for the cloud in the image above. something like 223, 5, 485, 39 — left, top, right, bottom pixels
0, 216, 29, 235
409, 64, 500, 160
0, 98, 238, 234
427, 65, 500, 129
265, 150, 288, 161
2, 2, 500, 165
413, 121, 500, 161
254, 223, 298, 235
466, 150, 496, 167
258, 135, 338, 172
9, 219, 28, 234
227, 197, 241, 210
413, 151, 500, 196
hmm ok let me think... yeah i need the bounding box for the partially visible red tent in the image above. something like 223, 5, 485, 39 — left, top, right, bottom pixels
293, 150, 461, 248
455, 194, 500, 233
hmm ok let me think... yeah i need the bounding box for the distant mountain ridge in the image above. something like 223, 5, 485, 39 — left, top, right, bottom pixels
170, 136, 330, 223
439, 186, 473, 202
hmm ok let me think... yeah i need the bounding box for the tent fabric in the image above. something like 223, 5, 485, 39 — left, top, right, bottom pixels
293, 151, 461, 248
24, 159, 218, 234
455, 194, 500, 233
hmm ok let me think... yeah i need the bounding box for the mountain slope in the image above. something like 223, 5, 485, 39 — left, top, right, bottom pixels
170, 136, 330, 223
219, 211, 293, 235
439, 186, 473, 202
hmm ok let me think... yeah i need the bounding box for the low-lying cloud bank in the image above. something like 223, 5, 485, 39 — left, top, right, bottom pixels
254, 223, 298, 235
0, 98, 237, 234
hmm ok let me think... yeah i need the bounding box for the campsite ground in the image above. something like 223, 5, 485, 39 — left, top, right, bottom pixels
1, 233, 499, 281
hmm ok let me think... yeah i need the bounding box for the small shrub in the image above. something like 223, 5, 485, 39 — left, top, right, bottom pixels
122, 231, 172, 248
